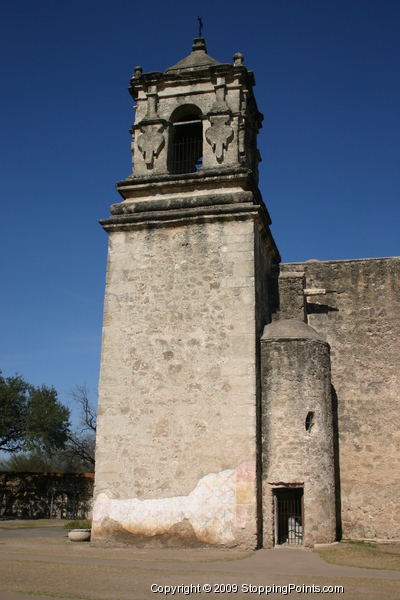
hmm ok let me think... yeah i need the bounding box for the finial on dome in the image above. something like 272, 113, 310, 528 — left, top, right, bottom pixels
233, 53, 244, 66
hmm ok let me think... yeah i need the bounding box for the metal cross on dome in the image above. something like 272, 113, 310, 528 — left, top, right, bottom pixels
198, 16, 203, 37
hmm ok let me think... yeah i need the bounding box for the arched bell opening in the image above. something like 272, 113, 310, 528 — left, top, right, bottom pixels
169, 105, 203, 174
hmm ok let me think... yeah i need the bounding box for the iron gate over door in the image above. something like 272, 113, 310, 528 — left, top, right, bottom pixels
274, 488, 303, 546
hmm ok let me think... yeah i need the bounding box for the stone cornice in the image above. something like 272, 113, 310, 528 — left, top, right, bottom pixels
116, 168, 265, 204
100, 181, 281, 263
129, 66, 256, 101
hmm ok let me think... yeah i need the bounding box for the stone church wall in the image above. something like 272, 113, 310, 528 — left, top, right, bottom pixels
279, 257, 400, 540
93, 217, 261, 547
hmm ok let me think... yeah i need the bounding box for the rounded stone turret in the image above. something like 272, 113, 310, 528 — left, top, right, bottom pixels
260, 319, 336, 547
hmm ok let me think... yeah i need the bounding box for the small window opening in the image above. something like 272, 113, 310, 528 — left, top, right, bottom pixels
305, 411, 315, 432
169, 106, 203, 175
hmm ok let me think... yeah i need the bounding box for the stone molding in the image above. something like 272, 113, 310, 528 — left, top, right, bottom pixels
100, 203, 259, 230
110, 190, 254, 215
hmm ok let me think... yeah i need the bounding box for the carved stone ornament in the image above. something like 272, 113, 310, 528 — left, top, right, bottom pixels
137, 124, 165, 167
205, 115, 234, 162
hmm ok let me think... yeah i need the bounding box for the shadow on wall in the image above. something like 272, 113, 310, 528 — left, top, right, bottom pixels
267, 264, 280, 319
307, 304, 339, 315
0, 472, 94, 520
331, 385, 342, 541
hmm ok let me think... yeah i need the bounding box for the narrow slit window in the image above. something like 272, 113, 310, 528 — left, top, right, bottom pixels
305, 411, 315, 432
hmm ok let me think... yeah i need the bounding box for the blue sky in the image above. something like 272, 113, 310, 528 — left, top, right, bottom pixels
1, 0, 399, 420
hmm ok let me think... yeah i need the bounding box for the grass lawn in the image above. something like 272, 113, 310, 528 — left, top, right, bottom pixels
0, 518, 65, 529
315, 540, 400, 571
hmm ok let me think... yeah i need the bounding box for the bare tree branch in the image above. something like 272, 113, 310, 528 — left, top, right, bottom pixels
65, 432, 95, 468
66, 385, 97, 468
69, 385, 97, 433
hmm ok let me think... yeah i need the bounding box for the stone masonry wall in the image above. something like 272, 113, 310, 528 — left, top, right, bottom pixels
280, 258, 400, 540
93, 217, 260, 548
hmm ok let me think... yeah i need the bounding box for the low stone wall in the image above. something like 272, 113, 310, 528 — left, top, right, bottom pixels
0, 472, 94, 520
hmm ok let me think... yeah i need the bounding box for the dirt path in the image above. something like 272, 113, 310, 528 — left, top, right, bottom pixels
0, 531, 399, 599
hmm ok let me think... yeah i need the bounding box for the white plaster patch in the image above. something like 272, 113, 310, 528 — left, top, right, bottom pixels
93, 461, 255, 543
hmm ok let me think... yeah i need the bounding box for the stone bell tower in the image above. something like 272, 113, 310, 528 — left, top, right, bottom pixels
92, 37, 280, 548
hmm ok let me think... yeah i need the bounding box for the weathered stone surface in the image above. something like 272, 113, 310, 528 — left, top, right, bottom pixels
93, 462, 256, 547
271, 272, 306, 322
279, 258, 400, 541
93, 212, 273, 548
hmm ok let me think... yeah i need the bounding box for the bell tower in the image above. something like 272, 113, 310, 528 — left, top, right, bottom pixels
92, 37, 280, 548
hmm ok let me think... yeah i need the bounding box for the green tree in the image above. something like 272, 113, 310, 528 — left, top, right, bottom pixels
0, 371, 70, 453
1, 447, 93, 473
